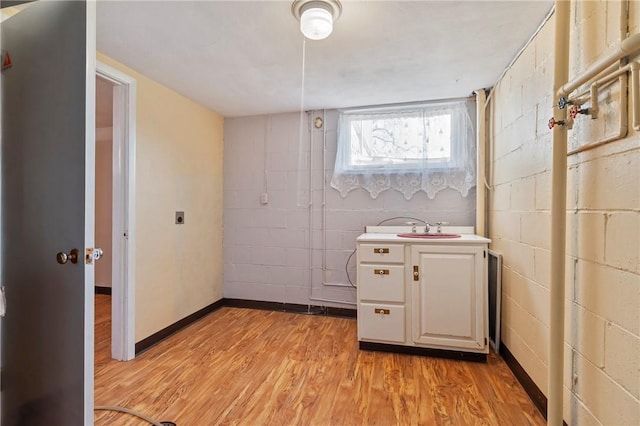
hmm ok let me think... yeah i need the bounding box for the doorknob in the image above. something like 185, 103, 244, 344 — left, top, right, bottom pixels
93, 248, 103, 261
56, 249, 79, 265
85, 247, 103, 264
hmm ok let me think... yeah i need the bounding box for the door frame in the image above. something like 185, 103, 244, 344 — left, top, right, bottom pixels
96, 61, 136, 361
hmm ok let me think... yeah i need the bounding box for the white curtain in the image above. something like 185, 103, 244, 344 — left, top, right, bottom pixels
330, 100, 476, 200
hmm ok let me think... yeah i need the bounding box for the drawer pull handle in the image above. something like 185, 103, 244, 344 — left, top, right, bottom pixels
374, 248, 389, 254
374, 269, 389, 276
374, 308, 390, 315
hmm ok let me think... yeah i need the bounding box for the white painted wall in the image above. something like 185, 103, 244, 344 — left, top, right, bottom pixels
223, 110, 476, 307
97, 53, 225, 342
489, 2, 639, 424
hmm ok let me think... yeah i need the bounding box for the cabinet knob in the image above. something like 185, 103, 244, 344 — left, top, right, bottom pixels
374, 269, 389, 276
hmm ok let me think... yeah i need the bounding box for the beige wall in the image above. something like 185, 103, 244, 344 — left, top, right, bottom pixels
97, 53, 224, 341
95, 127, 113, 287
489, 2, 639, 425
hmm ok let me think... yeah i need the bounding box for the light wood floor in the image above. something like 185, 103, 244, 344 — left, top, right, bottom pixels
94, 294, 545, 425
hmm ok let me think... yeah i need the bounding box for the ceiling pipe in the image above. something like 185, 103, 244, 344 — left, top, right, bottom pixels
549, 0, 570, 425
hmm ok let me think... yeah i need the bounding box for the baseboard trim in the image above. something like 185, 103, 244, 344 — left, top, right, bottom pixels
135, 298, 226, 355
134, 298, 356, 355
222, 298, 357, 318
360, 341, 487, 362
94, 286, 112, 295
500, 343, 563, 423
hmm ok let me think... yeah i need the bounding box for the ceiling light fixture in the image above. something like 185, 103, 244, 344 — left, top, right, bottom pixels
291, 0, 342, 41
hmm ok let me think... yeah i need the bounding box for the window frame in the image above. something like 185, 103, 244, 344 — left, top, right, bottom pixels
337, 102, 469, 174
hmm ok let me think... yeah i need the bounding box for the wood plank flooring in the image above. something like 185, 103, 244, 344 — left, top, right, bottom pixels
94, 295, 545, 425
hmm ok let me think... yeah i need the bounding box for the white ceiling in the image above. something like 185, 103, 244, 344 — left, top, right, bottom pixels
97, 0, 553, 118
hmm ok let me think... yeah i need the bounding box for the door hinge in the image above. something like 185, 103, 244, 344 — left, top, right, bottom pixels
485, 337, 487, 346
484, 250, 486, 258
413, 265, 419, 281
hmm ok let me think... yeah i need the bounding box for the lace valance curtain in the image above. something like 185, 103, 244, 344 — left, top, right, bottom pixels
330, 100, 476, 200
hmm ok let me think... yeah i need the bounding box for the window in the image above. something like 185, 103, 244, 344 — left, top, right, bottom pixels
330, 100, 476, 199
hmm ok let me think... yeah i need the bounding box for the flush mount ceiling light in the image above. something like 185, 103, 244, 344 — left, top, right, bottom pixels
292, 0, 342, 41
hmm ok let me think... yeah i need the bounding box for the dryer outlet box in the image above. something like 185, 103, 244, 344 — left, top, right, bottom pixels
175, 211, 185, 224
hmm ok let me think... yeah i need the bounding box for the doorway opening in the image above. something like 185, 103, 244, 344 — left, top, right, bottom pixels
95, 74, 115, 363
95, 62, 136, 361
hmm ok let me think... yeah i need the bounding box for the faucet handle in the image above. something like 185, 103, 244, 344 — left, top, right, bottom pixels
435, 221, 449, 233
406, 221, 417, 232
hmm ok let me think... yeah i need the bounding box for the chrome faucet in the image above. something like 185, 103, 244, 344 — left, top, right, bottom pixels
405, 219, 429, 233
424, 223, 431, 233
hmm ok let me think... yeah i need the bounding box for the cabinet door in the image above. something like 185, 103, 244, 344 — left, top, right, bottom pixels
411, 245, 486, 351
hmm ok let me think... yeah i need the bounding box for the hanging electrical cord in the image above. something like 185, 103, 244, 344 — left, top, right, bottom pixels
94, 406, 175, 426
344, 216, 429, 287
375, 216, 427, 227
345, 248, 356, 287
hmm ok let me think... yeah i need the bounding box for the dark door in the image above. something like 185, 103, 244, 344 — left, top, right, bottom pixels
1, 1, 95, 424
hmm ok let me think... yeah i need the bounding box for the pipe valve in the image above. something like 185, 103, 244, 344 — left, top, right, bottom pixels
569, 105, 579, 119
569, 105, 590, 119
558, 97, 573, 109
548, 117, 566, 129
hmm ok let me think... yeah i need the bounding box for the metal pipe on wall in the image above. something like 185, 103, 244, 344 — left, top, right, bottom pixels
559, 32, 640, 96
567, 72, 628, 156
549, 1, 571, 424
475, 89, 487, 237
631, 62, 640, 130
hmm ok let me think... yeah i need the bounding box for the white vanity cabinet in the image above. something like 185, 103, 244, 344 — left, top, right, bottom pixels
356, 230, 490, 361
411, 244, 486, 351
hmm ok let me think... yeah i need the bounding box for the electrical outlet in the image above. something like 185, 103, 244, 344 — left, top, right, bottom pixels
175, 211, 185, 224
260, 193, 269, 204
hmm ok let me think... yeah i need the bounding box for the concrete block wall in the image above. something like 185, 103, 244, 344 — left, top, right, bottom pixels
224, 111, 476, 307
489, 3, 639, 424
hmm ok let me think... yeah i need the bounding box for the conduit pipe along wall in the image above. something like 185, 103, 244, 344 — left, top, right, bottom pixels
558, 31, 640, 97
549, 1, 570, 425
475, 89, 487, 237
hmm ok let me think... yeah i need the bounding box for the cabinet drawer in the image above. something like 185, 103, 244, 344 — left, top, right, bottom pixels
358, 264, 404, 302
358, 303, 405, 343
358, 244, 404, 263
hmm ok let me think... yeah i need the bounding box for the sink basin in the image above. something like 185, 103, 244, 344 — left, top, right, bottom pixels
397, 233, 461, 239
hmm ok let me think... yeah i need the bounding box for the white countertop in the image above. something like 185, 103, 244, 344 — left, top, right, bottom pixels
357, 232, 491, 244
